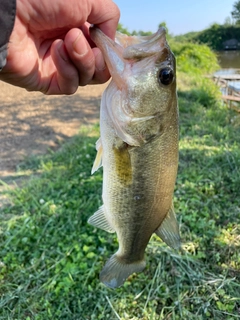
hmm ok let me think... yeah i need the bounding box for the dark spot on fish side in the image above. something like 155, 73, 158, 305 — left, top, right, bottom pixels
113, 142, 132, 185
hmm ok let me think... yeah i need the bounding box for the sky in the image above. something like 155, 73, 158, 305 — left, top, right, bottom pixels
114, 0, 235, 35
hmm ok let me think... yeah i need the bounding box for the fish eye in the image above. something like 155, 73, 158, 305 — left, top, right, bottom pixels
158, 68, 174, 86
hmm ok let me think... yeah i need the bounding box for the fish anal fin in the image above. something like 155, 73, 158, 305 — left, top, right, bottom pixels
88, 206, 115, 233
91, 138, 103, 174
100, 254, 146, 288
155, 205, 181, 250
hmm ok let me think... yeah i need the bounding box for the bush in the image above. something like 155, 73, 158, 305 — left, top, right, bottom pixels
171, 41, 220, 75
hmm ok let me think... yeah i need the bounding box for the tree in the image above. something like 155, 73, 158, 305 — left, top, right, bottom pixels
134, 30, 152, 36
231, 1, 240, 24
117, 23, 131, 35
158, 22, 169, 35
224, 16, 233, 26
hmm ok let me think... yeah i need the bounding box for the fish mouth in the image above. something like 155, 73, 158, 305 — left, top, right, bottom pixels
90, 26, 167, 86
90, 26, 166, 56
90, 26, 126, 86
119, 28, 167, 60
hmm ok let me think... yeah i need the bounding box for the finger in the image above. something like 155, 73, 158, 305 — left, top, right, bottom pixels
47, 39, 79, 95
88, 0, 120, 40
66, 26, 111, 85
64, 28, 95, 86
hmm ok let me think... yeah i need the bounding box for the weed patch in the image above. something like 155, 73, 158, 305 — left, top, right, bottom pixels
0, 44, 240, 319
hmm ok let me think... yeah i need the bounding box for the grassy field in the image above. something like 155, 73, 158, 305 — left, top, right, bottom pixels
0, 43, 240, 319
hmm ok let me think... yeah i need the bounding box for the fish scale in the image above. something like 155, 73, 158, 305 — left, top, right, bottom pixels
88, 26, 180, 288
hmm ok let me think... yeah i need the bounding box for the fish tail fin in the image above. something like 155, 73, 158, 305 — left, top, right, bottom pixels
100, 254, 146, 288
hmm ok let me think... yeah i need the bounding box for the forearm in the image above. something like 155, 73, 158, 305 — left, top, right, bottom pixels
0, 0, 16, 70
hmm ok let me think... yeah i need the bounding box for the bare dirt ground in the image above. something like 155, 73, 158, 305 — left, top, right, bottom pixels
0, 81, 106, 176
0, 81, 106, 205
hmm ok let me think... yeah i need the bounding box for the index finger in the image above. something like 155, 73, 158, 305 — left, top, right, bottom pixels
88, 0, 120, 39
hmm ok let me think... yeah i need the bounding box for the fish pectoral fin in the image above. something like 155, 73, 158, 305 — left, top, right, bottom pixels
100, 254, 146, 289
155, 205, 181, 250
88, 205, 115, 233
91, 138, 103, 174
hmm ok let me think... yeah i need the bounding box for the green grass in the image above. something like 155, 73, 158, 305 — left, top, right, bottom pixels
1, 44, 240, 319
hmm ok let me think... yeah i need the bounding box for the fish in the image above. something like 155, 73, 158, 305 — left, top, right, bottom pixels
88, 26, 180, 289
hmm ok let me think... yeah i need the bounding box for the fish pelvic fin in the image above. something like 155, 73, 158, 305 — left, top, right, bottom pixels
88, 205, 115, 233
155, 205, 181, 250
91, 138, 103, 174
100, 254, 146, 289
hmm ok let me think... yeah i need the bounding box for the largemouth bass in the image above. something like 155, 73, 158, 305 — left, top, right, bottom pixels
88, 27, 180, 288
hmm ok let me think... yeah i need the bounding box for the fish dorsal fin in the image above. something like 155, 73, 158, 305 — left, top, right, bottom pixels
91, 138, 103, 174
155, 205, 181, 250
88, 206, 115, 233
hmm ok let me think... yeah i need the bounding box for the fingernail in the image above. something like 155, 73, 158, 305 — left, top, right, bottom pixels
57, 40, 69, 62
95, 51, 106, 71
73, 30, 88, 56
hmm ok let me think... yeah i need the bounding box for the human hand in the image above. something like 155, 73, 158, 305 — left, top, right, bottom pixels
0, 0, 120, 94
